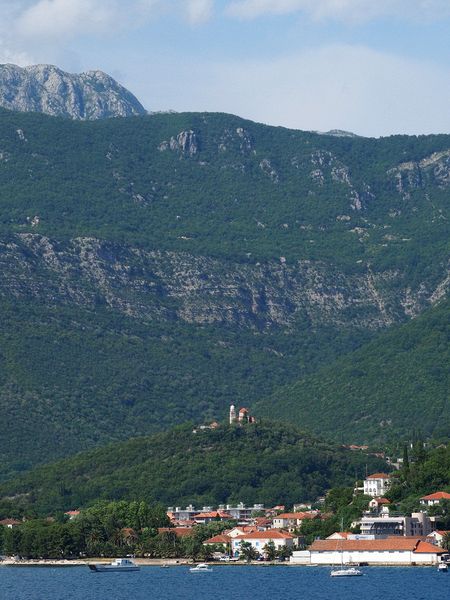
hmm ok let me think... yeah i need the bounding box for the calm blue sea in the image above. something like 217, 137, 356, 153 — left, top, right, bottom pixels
1, 565, 448, 600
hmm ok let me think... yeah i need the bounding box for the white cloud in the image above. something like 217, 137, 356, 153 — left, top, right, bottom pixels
16, 0, 121, 39
186, 0, 214, 24
226, 0, 450, 22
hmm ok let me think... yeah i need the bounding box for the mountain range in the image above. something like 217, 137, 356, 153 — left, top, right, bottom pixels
0, 66, 448, 479
0, 64, 146, 120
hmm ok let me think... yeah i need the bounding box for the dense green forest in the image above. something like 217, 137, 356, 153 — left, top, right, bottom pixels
0, 108, 449, 276
0, 422, 387, 516
256, 298, 450, 443
387, 443, 450, 514
0, 107, 449, 476
0, 297, 369, 479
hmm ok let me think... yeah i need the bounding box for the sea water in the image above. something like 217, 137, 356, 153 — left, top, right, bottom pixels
1, 565, 448, 600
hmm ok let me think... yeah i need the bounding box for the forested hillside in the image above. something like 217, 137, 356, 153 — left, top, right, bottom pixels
0, 422, 387, 516
256, 298, 450, 443
0, 107, 449, 475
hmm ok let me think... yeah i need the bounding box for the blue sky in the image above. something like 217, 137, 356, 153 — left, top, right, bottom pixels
0, 0, 449, 137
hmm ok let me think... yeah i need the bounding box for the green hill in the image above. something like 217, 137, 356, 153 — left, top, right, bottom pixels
256, 298, 450, 443
0, 422, 387, 516
0, 107, 449, 474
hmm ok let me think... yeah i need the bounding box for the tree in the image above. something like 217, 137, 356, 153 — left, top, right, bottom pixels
442, 532, 450, 551
238, 541, 258, 562
276, 545, 293, 561
263, 540, 276, 561
402, 444, 410, 477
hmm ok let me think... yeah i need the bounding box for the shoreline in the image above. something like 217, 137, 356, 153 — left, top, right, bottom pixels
0, 558, 441, 568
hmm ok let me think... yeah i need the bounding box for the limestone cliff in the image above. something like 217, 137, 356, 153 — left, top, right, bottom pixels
0, 64, 146, 120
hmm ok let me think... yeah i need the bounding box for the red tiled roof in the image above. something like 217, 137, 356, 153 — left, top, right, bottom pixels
420, 491, 450, 501
234, 530, 293, 540
367, 473, 391, 479
203, 534, 231, 544
0, 518, 21, 526
309, 538, 444, 553
415, 541, 446, 554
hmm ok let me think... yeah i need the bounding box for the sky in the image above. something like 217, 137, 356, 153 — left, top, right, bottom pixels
0, 0, 449, 137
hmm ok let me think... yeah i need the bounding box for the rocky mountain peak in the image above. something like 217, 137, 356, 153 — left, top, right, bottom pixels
0, 63, 146, 120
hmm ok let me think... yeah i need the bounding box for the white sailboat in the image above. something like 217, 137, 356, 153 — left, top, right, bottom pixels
330, 523, 362, 577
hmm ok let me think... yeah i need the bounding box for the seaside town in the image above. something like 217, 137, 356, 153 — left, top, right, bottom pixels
160, 475, 450, 567
0, 406, 448, 569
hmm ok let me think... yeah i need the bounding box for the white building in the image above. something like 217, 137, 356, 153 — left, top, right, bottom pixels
358, 511, 432, 537
427, 530, 450, 548
420, 491, 450, 506
272, 512, 318, 531
290, 537, 447, 566
231, 530, 294, 557
363, 473, 391, 497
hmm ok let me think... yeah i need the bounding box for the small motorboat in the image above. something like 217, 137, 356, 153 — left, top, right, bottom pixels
88, 558, 140, 572
437, 562, 448, 572
189, 563, 212, 572
330, 567, 363, 577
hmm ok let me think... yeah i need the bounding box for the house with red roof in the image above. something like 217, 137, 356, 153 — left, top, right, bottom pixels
272, 512, 318, 531
419, 491, 450, 506
290, 536, 447, 565
0, 518, 22, 528
203, 534, 232, 548
427, 530, 450, 548
231, 530, 295, 557
64, 510, 80, 520
368, 497, 391, 512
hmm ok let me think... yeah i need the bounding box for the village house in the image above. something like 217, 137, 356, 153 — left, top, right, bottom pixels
419, 491, 450, 506
64, 510, 80, 520
290, 537, 447, 566
272, 512, 318, 531
231, 530, 295, 557
0, 518, 21, 528
227, 526, 259, 538
363, 473, 391, 497
202, 533, 232, 549
426, 530, 450, 548
368, 497, 390, 512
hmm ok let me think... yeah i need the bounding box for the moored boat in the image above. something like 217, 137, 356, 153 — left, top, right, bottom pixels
437, 562, 448, 572
189, 563, 212, 572
331, 567, 363, 577
88, 558, 140, 572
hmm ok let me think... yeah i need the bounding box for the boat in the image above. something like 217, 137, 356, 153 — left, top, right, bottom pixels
330, 519, 363, 577
189, 563, 212, 572
330, 567, 363, 577
88, 558, 140, 572
437, 562, 448, 572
